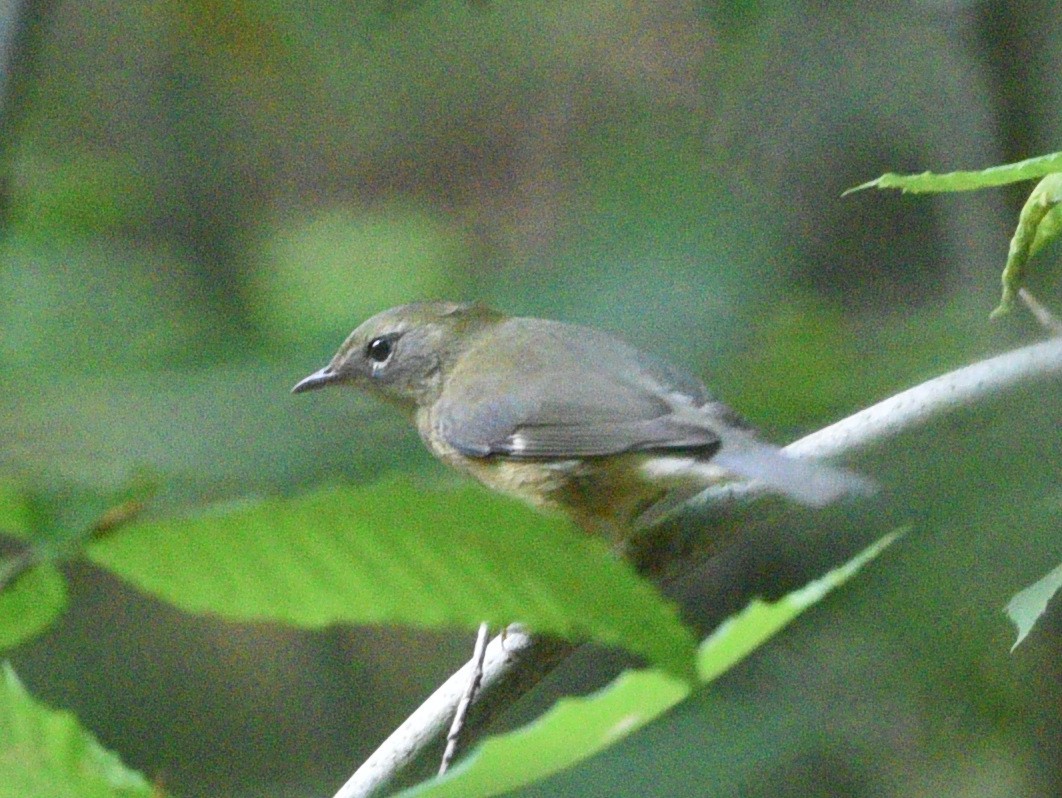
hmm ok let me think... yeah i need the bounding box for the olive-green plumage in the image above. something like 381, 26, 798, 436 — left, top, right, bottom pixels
293, 301, 870, 554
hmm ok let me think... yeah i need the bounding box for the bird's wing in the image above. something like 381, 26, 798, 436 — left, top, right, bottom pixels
440, 411, 722, 459
432, 317, 875, 509
434, 318, 720, 459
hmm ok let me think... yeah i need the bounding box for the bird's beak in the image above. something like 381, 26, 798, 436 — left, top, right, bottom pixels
291, 366, 341, 394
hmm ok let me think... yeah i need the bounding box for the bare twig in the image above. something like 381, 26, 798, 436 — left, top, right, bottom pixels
1018, 288, 1062, 336
331, 335, 1062, 798
332, 625, 573, 798
439, 622, 490, 775
0, 496, 146, 594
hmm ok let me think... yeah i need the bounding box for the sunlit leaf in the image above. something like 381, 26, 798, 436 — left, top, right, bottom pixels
87, 480, 698, 680
399, 531, 901, 798
1005, 560, 1062, 651
993, 173, 1062, 317
0, 664, 153, 798
845, 151, 1062, 195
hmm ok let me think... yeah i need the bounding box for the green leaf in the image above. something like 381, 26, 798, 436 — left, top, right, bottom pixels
403, 669, 691, 798
992, 173, 1062, 317
845, 151, 1062, 194
87, 480, 699, 681
0, 562, 67, 650
399, 530, 901, 798
0, 663, 153, 798
695, 529, 901, 682
1005, 560, 1062, 651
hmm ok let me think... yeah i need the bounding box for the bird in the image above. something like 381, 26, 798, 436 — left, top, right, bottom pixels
292, 301, 871, 558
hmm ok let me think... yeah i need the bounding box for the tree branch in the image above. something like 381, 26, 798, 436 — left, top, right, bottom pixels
787, 335, 1062, 459
330, 334, 1062, 798
331, 627, 574, 798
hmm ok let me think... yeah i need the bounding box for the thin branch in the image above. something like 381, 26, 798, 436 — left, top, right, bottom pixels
330, 334, 1062, 798
332, 626, 574, 798
1018, 288, 1062, 336
0, 497, 145, 594
439, 622, 490, 775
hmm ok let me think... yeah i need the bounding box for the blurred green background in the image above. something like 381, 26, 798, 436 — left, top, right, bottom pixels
2, 0, 1061, 796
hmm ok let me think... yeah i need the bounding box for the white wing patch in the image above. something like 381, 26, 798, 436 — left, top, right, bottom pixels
640, 456, 728, 483
642, 444, 874, 507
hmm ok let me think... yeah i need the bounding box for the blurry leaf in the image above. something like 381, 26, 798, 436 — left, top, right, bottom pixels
253, 205, 463, 347
846, 151, 1062, 194
87, 480, 699, 681
173, 0, 287, 69
399, 531, 900, 798
8, 153, 151, 237
1005, 561, 1062, 652
992, 174, 1062, 317
0, 482, 31, 539
0, 664, 153, 798
20, 477, 157, 551
22, 487, 111, 549
729, 297, 857, 426
0, 236, 208, 373
0, 474, 155, 651
0, 562, 66, 650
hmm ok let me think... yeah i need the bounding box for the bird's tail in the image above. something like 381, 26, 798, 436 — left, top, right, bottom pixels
709, 436, 876, 506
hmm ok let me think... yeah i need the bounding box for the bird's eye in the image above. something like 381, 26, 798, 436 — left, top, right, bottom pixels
366, 337, 393, 363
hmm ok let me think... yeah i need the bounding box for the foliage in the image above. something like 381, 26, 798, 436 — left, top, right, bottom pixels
1, 4, 1061, 797
0, 664, 152, 798
400, 532, 899, 798
0, 473, 901, 796
852, 153, 1062, 643
87, 480, 699, 681
850, 151, 1062, 317
846, 151, 1062, 194
1007, 560, 1062, 651
0, 562, 66, 650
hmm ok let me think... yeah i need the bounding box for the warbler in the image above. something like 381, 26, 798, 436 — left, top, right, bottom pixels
292, 302, 870, 552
